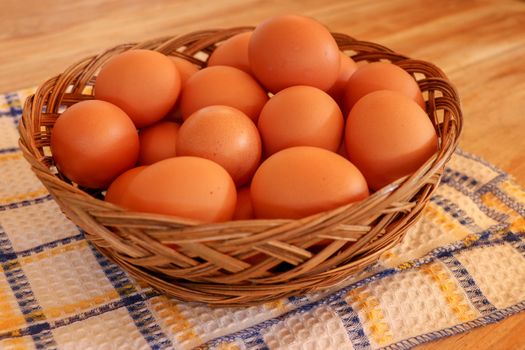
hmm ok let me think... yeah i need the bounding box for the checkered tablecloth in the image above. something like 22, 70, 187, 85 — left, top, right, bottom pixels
1, 88, 524, 350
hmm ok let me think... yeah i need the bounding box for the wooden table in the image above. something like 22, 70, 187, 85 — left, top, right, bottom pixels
1, 1, 524, 348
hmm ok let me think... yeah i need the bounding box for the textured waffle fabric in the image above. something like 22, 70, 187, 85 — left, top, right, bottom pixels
1, 89, 524, 350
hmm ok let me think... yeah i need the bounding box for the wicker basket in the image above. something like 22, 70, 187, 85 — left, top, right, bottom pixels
19, 27, 462, 306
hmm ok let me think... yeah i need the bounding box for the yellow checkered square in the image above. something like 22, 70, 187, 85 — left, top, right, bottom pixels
51, 308, 149, 350
438, 186, 501, 229
455, 243, 525, 309
0, 201, 79, 252
0, 335, 36, 350
148, 295, 290, 349
18, 243, 118, 320
347, 266, 478, 346
0, 155, 46, 202
263, 305, 353, 350
381, 203, 470, 267
0, 119, 19, 150
0, 268, 27, 333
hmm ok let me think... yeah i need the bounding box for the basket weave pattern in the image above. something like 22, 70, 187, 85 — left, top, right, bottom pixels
19, 28, 462, 306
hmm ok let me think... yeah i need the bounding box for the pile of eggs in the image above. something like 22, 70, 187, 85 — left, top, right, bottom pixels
50, 15, 437, 223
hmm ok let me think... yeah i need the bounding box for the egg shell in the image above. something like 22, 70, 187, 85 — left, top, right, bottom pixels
251, 146, 369, 219
343, 61, 425, 114
95, 49, 181, 128
138, 121, 179, 165
179, 66, 268, 122
233, 187, 254, 220
327, 52, 358, 105
169, 56, 200, 85
249, 15, 340, 93
208, 31, 253, 74
50, 100, 139, 189
120, 157, 237, 223
105, 166, 147, 205
345, 90, 438, 190
162, 57, 200, 122
177, 105, 262, 187
258, 85, 344, 156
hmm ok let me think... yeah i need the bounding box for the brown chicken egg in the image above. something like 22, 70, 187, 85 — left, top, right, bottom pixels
169, 56, 200, 85
177, 105, 262, 187
208, 31, 253, 74
120, 157, 237, 223
50, 100, 139, 189
249, 15, 341, 93
345, 90, 438, 190
179, 66, 268, 122
343, 62, 425, 114
138, 121, 179, 165
95, 49, 181, 128
105, 166, 147, 205
251, 146, 369, 219
163, 57, 200, 122
257, 85, 344, 156
327, 52, 358, 105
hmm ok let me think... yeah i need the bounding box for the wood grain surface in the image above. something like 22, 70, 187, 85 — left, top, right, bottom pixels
1, 0, 524, 348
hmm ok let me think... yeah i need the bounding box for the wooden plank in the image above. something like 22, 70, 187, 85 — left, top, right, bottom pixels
1, 0, 524, 348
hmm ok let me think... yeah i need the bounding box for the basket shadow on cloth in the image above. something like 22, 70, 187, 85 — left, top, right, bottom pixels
18, 27, 462, 306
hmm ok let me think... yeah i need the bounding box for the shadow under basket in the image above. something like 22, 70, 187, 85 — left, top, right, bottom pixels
19, 27, 462, 306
